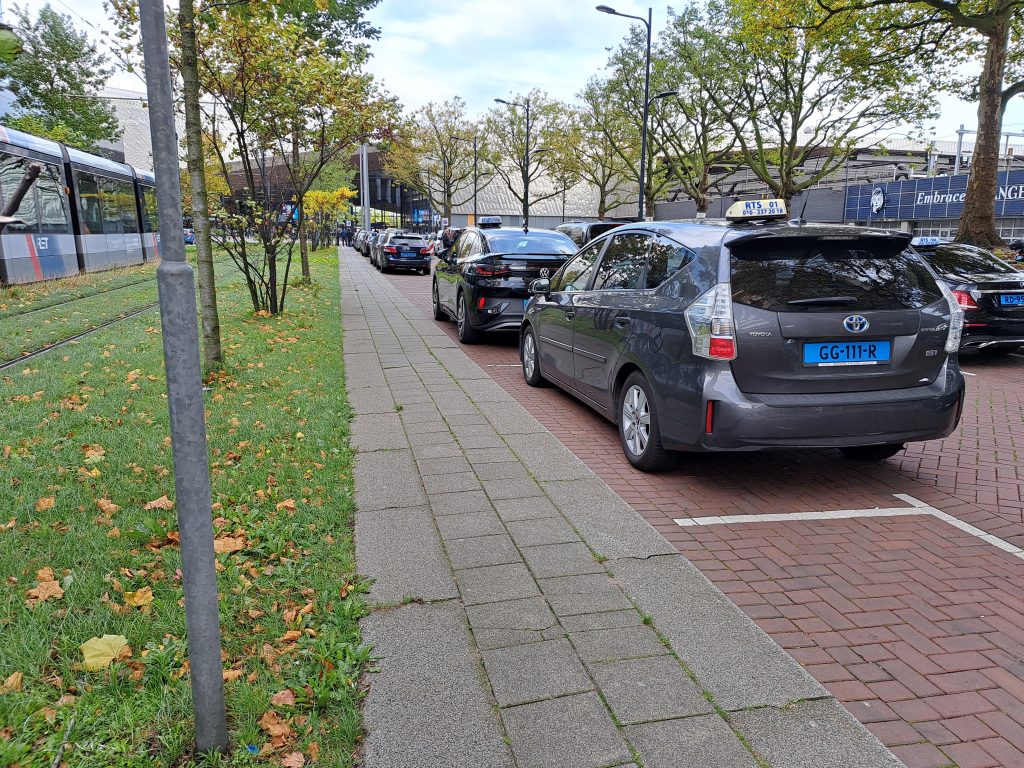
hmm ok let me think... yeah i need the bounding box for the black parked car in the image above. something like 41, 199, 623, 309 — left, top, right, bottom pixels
432, 226, 576, 343
520, 207, 965, 472
374, 231, 432, 274
555, 220, 624, 248
913, 241, 1024, 355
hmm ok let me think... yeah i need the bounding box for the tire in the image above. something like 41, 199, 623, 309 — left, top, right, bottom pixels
618, 372, 676, 472
456, 292, 480, 344
521, 326, 545, 387
422, 267, 430, 276
432, 280, 447, 321
840, 443, 905, 462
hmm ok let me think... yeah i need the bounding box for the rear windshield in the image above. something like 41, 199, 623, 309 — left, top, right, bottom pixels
919, 244, 1019, 278
730, 238, 943, 311
485, 231, 576, 256
391, 236, 426, 246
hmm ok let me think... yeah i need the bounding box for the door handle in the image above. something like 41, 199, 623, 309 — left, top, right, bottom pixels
564, 311, 575, 320
614, 315, 630, 327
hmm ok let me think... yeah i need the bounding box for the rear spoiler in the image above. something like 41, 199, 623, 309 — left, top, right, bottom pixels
728, 228, 912, 248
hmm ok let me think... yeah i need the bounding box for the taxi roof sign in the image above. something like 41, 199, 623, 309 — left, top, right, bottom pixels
725, 199, 788, 222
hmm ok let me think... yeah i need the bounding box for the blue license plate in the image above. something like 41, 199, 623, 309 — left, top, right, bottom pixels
999, 294, 1024, 306
803, 340, 891, 366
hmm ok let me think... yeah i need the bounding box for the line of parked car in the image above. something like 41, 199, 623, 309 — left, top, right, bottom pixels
352, 210, 1024, 473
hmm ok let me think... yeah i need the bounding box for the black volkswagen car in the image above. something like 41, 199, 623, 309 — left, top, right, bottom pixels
519, 204, 965, 472
913, 241, 1024, 355
432, 226, 576, 343
374, 231, 432, 274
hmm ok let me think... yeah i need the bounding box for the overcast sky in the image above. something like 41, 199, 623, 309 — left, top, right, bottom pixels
6, 0, 1024, 147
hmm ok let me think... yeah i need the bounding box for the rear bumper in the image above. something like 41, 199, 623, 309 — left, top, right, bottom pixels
384, 256, 430, 269
677, 361, 964, 451
960, 319, 1024, 350
467, 294, 530, 333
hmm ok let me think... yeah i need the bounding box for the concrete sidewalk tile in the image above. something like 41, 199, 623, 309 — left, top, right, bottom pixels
505, 432, 593, 481
731, 699, 908, 767
507, 516, 581, 548
459, 432, 510, 450
482, 476, 544, 500
493, 495, 560, 522
417, 455, 473, 477
459, 378, 510, 403
570, 625, 669, 662
590, 655, 715, 725
502, 692, 631, 768
466, 596, 558, 632
559, 610, 643, 633
539, 573, 634, 616
436, 510, 505, 540
348, 386, 400, 415
625, 715, 759, 768
611, 554, 827, 710
360, 602, 514, 768
350, 413, 408, 452
354, 450, 427, 511
521, 542, 606, 579
356, 507, 457, 604
446, 533, 523, 570
456, 562, 540, 605
412, 443, 464, 460
543, 479, 677, 560
428, 490, 494, 516
424, 471, 482, 495
482, 638, 594, 707
466, 446, 519, 464
473, 461, 534, 482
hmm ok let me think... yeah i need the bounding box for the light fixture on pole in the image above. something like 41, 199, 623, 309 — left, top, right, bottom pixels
495, 97, 533, 230
597, 4, 653, 220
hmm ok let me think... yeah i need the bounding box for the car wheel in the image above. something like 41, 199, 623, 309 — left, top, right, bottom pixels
456, 292, 479, 344
521, 326, 545, 387
432, 280, 447, 321
618, 372, 675, 472
840, 443, 905, 462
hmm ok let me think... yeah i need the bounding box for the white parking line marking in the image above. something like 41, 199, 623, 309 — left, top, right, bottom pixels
674, 494, 1024, 561
962, 370, 977, 376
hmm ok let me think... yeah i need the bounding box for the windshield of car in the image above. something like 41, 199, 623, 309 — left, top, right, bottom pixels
730, 237, 943, 311
485, 231, 576, 256
920, 244, 1019, 278
390, 236, 427, 247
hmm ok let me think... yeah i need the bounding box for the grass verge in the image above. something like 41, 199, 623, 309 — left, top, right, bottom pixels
0, 249, 367, 767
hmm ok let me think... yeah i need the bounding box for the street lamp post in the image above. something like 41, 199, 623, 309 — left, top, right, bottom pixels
597, 4, 653, 221
495, 97, 533, 230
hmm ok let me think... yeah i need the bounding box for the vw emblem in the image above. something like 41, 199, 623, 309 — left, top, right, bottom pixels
870, 187, 885, 214
843, 315, 869, 333
539, 267, 550, 278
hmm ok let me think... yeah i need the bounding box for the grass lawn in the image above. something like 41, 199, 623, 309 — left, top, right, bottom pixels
0, 248, 368, 767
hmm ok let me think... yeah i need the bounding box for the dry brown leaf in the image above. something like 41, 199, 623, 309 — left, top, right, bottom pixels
144, 495, 174, 510
35, 496, 55, 513
307, 742, 320, 762
26, 580, 64, 604
281, 753, 305, 767
36, 567, 55, 582
275, 499, 296, 512
123, 586, 154, 607
95, 498, 120, 515
259, 710, 294, 739
213, 535, 246, 554
279, 630, 301, 644
270, 689, 296, 707
223, 669, 243, 682
1, 518, 16, 531
1, 671, 23, 692
107, 527, 121, 538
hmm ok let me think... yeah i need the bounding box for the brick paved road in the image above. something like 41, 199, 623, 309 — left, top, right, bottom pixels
369, 256, 1024, 768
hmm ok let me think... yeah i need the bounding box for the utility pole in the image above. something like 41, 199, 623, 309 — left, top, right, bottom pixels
360, 144, 371, 233
139, 0, 227, 753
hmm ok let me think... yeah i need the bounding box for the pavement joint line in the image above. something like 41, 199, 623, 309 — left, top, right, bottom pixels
674, 492, 1024, 561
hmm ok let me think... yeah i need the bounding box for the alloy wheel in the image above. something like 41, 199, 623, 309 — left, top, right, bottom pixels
621, 384, 651, 456
523, 332, 536, 379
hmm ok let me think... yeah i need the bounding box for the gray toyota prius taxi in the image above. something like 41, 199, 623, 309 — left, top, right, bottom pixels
519, 200, 966, 472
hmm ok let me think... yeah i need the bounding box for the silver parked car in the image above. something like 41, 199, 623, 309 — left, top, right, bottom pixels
520, 202, 965, 472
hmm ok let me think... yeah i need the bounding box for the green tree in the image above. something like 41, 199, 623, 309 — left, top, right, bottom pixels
559, 93, 631, 220
0, 4, 119, 150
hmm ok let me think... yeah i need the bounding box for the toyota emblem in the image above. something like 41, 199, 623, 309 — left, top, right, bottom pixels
540, 267, 550, 278
843, 315, 869, 333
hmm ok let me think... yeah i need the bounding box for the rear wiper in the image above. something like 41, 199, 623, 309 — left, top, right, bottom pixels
786, 296, 858, 306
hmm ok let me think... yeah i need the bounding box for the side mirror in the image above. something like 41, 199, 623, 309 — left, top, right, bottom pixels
529, 278, 550, 295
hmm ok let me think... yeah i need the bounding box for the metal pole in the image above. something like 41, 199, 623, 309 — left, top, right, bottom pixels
524, 99, 531, 231
0, 162, 39, 234
638, 7, 652, 221
842, 157, 849, 224
954, 124, 965, 174
360, 144, 370, 232
138, 0, 227, 753
473, 135, 478, 224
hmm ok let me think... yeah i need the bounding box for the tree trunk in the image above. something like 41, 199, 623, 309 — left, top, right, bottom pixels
958, 20, 1009, 248
179, 0, 222, 368
292, 135, 311, 283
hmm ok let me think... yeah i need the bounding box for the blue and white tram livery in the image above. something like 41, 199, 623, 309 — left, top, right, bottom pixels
0, 124, 162, 286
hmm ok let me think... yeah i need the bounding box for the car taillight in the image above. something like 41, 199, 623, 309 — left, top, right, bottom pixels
383, 246, 397, 253
471, 263, 511, 278
937, 282, 965, 353
420, 247, 431, 254
951, 289, 978, 310
685, 283, 737, 361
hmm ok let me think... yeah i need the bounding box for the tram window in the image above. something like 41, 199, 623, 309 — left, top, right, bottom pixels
0, 152, 40, 232
38, 164, 69, 233
100, 177, 122, 235
78, 173, 103, 234
117, 179, 139, 234
141, 186, 158, 233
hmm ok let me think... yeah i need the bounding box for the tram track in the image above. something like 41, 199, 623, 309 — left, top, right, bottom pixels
0, 303, 159, 372
0, 275, 159, 320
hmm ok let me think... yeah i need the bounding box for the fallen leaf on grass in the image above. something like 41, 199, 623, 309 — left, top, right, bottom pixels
123, 586, 154, 607
82, 444, 106, 464
25, 578, 64, 605
281, 753, 305, 767
107, 527, 120, 538
95, 498, 120, 515
1, 518, 15, 531
35, 496, 55, 513
270, 689, 295, 707
80, 634, 131, 671
275, 499, 296, 512
259, 710, 295, 745
223, 669, 244, 682
1, 671, 23, 692
307, 742, 319, 762
144, 495, 174, 511
279, 630, 302, 644
213, 535, 246, 554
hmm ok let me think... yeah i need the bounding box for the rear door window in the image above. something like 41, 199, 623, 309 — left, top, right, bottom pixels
646, 235, 696, 287
592, 233, 648, 291
730, 237, 942, 311
553, 240, 603, 292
